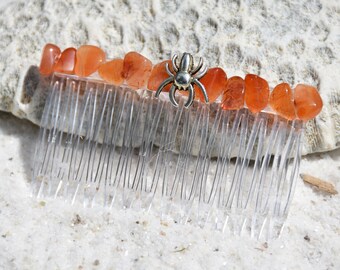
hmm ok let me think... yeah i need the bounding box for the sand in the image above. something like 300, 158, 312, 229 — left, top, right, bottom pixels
0, 112, 339, 269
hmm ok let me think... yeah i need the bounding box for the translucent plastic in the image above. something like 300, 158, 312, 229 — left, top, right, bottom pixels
32, 74, 303, 240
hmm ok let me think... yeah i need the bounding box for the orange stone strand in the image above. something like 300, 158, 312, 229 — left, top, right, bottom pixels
244, 74, 269, 113
294, 84, 323, 121
74, 45, 106, 77
39, 43, 61, 76
123, 51, 153, 90
39, 45, 324, 121
195, 67, 227, 103
54, 47, 77, 74
221, 76, 245, 110
269, 83, 296, 120
98, 59, 125, 85
147, 60, 172, 92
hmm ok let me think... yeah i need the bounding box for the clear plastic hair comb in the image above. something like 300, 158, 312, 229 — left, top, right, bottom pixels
31, 44, 323, 240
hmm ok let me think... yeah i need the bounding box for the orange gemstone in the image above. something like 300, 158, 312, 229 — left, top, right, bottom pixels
74, 45, 106, 77
39, 43, 61, 75
147, 60, 172, 92
98, 59, 124, 85
123, 52, 153, 90
269, 83, 296, 120
244, 74, 269, 113
294, 84, 323, 121
195, 67, 227, 103
221, 76, 245, 110
54, 47, 76, 74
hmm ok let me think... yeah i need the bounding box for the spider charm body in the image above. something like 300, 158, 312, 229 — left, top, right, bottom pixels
155, 53, 209, 108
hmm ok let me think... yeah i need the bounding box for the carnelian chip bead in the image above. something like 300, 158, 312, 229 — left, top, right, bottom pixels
74, 45, 106, 77
294, 84, 323, 121
39, 43, 61, 75
147, 60, 172, 92
269, 83, 296, 120
98, 59, 124, 85
222, 76, 245, 110
54, 47, 76, 74
123, 52, 153, 90
195, 67, 227, 103
244, 74, 270, 113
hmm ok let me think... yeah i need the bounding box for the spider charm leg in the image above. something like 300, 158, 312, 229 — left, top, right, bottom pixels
155, 53, 209, 108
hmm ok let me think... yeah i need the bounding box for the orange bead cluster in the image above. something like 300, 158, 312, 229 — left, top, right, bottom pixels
39, 44, 323, 121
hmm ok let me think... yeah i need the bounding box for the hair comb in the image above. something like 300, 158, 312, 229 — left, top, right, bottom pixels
31, 44, 323, 240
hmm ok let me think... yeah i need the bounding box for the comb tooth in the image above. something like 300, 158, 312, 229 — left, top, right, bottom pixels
273, 123, 296, 217
110, 90, 138, 208
282, 122, 302, 215
248, 116, 275, 238
117, 89, 144, 209
82, 86, 99, 184
65, 81, 93, 203
145, 98, 166, 210
227, 112, 251, 236
143, 92, 163, 201
273, 121, 302, 219
209, 110, 229, 230
235, 115, 265, 236
180, 105, 202, 223
132, 92, 165, 210
193, 106, 222, 227
194, 107, 210, 226
107, 89, 130, 208
148, 108, 167, 212
258, 121, 286, 240
129, 90, 151, 208
218, 110, 244, 209
40, 76, 70, 197
255, 116, 279, 210
175, 103, 204, 223
236, 114, 262, 208
165, 106, 185, 217
103, 88, 123, 207
246, 118, 270, 237
225, 111, 249, 212
180, 105, 202, 224
204, 109, 231, 230
94, 87, 116, 206
88, 85, 112, 206
32, 78, 60, 196
244, 116, 267, 209
37, 78, 66, 198
159, 101, 184, 217
83, 84, 112, 207
264, 122, 287, 210
91, 88, 115, 204
120, 91, 142, 208
48, 78, 75, 197
79, 86, 97, 185
70, 85, 96, 204
212, 110, 242, 232
160, 100, 187, 220
61, 80, 80, 190
55, 81, 82, 197
48, 79, 65, 196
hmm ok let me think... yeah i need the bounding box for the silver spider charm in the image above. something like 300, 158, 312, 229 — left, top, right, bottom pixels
155, 53, 209, 108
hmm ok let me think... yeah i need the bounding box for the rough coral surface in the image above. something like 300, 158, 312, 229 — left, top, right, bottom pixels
0, 0, 339, 154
